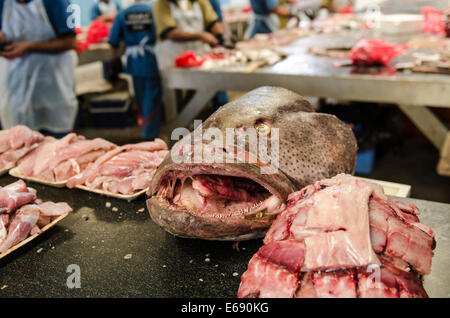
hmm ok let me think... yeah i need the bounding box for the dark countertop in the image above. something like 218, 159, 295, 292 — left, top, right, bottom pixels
0, 175, 261, 298
0, 175, 449, 298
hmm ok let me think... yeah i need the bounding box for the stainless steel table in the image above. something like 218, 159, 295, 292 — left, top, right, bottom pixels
161, 31, 450, 152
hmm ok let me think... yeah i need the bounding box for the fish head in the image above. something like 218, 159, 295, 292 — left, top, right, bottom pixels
147, 87, 357, 240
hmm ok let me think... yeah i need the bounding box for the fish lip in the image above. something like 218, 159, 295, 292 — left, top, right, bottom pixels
151, 193, 273, 220
150, 162, 289, 201
149, 162, 294, 220
147, 196, 270, 241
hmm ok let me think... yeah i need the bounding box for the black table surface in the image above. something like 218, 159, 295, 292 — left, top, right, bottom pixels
1, 175, 449, 298
0, 175, 262, 298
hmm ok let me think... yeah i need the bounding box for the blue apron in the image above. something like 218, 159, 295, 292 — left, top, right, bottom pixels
114, 2, 161, 140
245, 0, 280, 39
245, 12, 280, 39
0, 0, 78, 133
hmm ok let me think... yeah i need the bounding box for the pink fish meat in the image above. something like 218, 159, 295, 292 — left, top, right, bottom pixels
67, 139, 168, 195
0, 126, 44, 170
0, 180, 37, 214
15, 134, 116, 182
238, 174, 434, 298
0, 205, 40, 253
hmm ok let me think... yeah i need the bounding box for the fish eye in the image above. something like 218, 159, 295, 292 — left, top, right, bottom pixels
255, 123, 271, 136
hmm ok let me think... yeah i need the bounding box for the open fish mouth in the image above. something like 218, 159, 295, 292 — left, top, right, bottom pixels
155, 171, 286, 220
148, 160, 297, 241
153, 140, 293, 221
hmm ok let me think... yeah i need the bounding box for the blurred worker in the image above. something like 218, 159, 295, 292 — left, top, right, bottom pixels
320, 0, 351, 12
0, 0, 78, 138
209, 0, 223, 21
91, 0, 121, 22
320, 0, 336, 12
245, 0, 297, 39
209, 0, 234, 47
153, 0, 225, 112
279, 0, 297, 29
109, 0, 162, 141
208, 0, 235, 48
153, 0, 224, 70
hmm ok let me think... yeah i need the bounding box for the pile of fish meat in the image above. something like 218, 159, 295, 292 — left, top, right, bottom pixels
200, 47, 286, 70
0, 126, 44, 171
67, 139, 169, 195
0, 180, 72, 253
236, 28, 309, 50
15, 133, 116, 183
238, 174, 435, 298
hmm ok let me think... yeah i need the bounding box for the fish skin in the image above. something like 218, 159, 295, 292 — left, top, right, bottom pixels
148, 87, 358, 240
197, 86, 357, 187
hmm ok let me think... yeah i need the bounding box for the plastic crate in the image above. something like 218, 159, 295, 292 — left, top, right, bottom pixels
355, 148, 376, 175
89, 91, 131, 128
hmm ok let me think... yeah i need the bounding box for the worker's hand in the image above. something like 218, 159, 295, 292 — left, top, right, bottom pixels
0, 31, 5, 45
198, 32, 219, 47
0, 42, 31, 60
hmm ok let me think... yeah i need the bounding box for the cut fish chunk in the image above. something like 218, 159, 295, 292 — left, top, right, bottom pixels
37, 202, 73, 217
0, 180, 73, 255
0, 205, 40, 252
0, 180, 37, 214
67, 140, 168, 195
15, 134, 115, 183
238, 174, 434, 298
0, 126, 44, 170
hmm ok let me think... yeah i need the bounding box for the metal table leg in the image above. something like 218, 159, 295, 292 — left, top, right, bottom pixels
162, 86, 179, 123
167, 88, 217, 131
